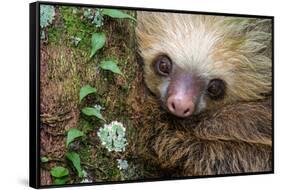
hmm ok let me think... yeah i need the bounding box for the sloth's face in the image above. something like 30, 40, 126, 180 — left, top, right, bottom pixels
137, 13, 272, 118
145, 54, 227, 118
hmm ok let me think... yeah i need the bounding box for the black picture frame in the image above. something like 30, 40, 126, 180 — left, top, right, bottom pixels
30, 1, 274, 189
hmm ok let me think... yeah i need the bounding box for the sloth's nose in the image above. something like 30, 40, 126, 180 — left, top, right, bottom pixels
167, 94, 195, 117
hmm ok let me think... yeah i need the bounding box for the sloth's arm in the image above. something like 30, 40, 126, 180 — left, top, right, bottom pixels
141, 99, 272, 175
152, 130, 272, 175
194, 98, 272, 146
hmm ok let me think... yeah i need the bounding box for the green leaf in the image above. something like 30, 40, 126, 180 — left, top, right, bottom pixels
50, 166, 69, 178
79, 85, 97, 102
41, 157, 49, 163
66, 128, 84, 147
82, 107, 105, 121
90, 32, 106, 57
102, 9, 136, 21
54, 178, 67, 185
100, 60, 124, 77
66, 152, 83, 177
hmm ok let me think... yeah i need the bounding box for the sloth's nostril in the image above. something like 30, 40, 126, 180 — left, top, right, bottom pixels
184, 108, 190, 114
172, 102, 176, 110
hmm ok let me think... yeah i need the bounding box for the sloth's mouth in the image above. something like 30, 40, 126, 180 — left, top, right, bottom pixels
158, 104, 204, 128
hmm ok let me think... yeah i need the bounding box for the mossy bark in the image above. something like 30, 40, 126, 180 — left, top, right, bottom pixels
40, 6, 154, 185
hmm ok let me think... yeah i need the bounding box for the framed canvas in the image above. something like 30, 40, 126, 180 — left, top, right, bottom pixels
29, 1, 274, 188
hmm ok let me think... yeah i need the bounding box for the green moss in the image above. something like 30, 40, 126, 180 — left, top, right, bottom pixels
78, 145, 92, 163
78, 118, 93, 134
47, 6, 95, 52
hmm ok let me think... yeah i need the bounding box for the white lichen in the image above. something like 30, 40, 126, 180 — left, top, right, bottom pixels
92, 9, 104, 27
83, 8, 104, 28
83, 8, 94, 20
70, 36, 81, 46
94, 104, 103, 111
80, 178, 93, 183
40, 5, 55, 28
117, 159, 129, 170
97, 121, 127, 152
80, 170, 93, 183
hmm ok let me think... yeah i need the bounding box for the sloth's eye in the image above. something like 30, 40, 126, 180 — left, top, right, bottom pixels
155, 55, 172, 76
207, 79, 226, 100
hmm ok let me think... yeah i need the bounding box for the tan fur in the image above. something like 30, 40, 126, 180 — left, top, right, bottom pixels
136, 12, 272, 176
136, 12, 272, 112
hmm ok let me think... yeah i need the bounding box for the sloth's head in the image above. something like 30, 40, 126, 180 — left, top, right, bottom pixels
136, 12, 272, 118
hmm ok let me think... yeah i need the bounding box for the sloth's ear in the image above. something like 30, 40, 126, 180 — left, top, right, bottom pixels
136, 52, 154, 98
136, 52, 144, 66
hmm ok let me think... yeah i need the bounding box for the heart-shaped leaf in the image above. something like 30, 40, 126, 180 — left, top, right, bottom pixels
82, 107, 105, 121
66, 152, 83, 177
50, 166, 69, 178
66, 128, 84, 147
90, 32, 106, 57
102, 9, 136, 21
79, 85, 97, 102
100, 60, 124, 77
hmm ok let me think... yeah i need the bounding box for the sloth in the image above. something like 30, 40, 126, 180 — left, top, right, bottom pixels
135, 12, 272, 176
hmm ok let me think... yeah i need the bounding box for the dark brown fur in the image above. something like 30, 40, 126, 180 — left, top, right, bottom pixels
137, 95, 272, 176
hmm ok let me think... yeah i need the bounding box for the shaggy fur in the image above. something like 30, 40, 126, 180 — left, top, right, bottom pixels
136, 12, 272, 176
